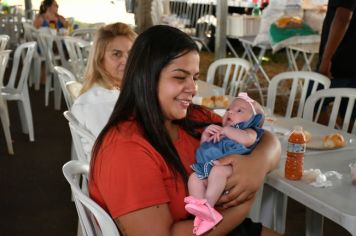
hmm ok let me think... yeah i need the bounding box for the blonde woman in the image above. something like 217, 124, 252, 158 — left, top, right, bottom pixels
71, 22, 137, 156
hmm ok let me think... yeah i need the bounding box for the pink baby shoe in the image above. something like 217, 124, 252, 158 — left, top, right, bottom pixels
193, 217, 222, 236
184, 196, 223, 235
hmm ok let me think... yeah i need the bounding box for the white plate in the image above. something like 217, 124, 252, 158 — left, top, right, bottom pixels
306, 136, 345, 150
213, 109, 226, 116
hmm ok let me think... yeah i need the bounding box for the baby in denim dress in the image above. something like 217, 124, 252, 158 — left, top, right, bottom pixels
184, 92, 265, 235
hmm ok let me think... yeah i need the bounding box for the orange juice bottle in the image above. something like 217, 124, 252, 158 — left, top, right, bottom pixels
285, 126, 306, 180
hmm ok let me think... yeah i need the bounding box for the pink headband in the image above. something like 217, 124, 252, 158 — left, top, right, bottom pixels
237, 92, 256, 115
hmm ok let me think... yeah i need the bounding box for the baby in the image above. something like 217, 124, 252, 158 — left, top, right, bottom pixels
184, 92, 265, 235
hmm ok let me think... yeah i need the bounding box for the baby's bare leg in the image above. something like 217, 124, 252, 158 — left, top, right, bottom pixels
188, 173, 207, 199
206, 165, 232, 206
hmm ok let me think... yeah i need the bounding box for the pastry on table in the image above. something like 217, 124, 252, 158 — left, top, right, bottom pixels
192, 96, 215, 109
192, 95, 229, 109
303, 130, 312, 143
322, 133, 345, 148
212, 95, 229, 109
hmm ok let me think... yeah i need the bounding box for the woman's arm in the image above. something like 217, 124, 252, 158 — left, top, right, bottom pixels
223, 127, 257, 147
58, 14, 69, 28
216, 130, 281, 208
33, 14, 43, 29
319, 7, 353, 77
115, 198, 254, 236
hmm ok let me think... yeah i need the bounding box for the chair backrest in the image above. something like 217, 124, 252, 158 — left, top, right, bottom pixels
266, 71, 330, 118
303, 88, 356, 134
22, 22, 37, 42
63, 110, 96, 163
167, 0, 215, 51
0, 50, 11, 87
62, 36, 91, 80
71, 28, 97, 43
206, 57, 251, 97
37, 32, 68, 73
0, 34, 10, 50
54, 66, 78, 109
5, 41, 36, 92
62, 160, 120, 236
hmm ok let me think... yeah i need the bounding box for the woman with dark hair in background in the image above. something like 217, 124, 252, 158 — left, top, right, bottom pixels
33, 0, 68, 30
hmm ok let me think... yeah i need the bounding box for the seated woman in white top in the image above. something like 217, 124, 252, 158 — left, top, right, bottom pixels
71, 22, 137, 155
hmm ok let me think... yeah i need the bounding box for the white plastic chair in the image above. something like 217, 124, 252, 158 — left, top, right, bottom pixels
54, 66, 79, 109
0, 34, 9, 50
206, 57, 251, 97
23, 22, 47, 90
37, 32, 67, 110
63, 110, 95, 163
62, 36, 91, 81
266, 71, 330, 118
166, 0, 215, 52
0, 50, 13, 154
2, 41, 36, 142
62, 160, 120, 236
303, 88, 356, 134
71, 28, 97, 43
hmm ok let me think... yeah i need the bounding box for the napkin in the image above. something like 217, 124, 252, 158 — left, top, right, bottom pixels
302, 169, 342, 188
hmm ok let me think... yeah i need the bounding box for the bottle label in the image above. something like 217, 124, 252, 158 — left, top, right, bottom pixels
287, 142, 305, 153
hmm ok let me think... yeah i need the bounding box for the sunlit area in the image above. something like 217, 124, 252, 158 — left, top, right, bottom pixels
10, 0, 135, 25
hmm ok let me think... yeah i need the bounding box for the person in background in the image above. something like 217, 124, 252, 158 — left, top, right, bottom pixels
185, 93, 265, 235
317, 0, 356, 128
33, 0, 68, 30
90, 25, 281, 236
71, 22, 137, 157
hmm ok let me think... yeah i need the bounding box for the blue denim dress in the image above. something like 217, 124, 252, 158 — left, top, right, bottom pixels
192, 114, 264, 179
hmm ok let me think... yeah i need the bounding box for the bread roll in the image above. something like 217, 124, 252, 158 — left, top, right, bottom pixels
202, 97, 215, 109
276, 16, 303, 28
192, 96, 215, 109
303, 130, 312, 143
322, 133, 345, 148
213, 95, 229, 108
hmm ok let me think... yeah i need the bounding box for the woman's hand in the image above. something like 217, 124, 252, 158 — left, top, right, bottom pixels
215, 155, 264, 208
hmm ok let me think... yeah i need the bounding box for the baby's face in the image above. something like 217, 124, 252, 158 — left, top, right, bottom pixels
222, 99, 254, 127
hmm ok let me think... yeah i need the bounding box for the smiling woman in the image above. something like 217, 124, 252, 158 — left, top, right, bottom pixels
88, 25, 281, 236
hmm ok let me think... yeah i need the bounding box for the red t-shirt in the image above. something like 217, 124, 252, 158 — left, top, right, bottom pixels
89, 108, 221, 221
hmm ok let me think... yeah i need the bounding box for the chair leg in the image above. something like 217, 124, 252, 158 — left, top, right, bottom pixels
54, 74, 62, 110
33, 59, 42, 91
45, 74, 53, 107
0, 110, 14, 155
18, 87, 35, 142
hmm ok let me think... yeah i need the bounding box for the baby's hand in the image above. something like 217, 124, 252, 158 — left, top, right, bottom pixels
201, 125, 223, 143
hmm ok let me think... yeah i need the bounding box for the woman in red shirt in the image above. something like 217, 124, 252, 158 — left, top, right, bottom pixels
90, 25, 281, 236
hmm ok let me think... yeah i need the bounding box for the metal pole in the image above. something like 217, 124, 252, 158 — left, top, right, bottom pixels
24, 0, 33, 19
215, 0, 227, 60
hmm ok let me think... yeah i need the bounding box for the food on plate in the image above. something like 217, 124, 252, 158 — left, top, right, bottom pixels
192, 96, 214, 109
303, 130, 312, 143
322, 133, 345, 148
275, 16, 303, 28
192, 95, 229, 109
213, 95, 229, 108
201, 97, 215, 109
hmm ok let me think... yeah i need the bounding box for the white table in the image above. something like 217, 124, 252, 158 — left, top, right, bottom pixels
263, 117, 356, 236
286, 42, 320, 71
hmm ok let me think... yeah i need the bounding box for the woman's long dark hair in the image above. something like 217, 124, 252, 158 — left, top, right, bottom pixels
91, 25, 212, 184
